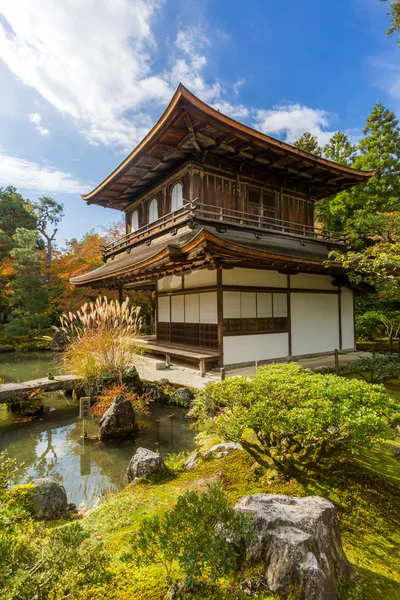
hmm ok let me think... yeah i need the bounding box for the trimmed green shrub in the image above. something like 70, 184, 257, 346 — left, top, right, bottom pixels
341, 352, 400, 382
126, 481, 253, 598
189, 363, 400, 473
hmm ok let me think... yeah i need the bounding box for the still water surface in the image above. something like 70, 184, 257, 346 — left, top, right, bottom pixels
0, 353, 195, 506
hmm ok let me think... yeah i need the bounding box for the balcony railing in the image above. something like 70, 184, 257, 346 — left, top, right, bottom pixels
102, 200, 349, 260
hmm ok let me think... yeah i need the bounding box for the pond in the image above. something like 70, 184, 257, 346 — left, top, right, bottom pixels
0, 353, 195, 506
0, 352, 60, 383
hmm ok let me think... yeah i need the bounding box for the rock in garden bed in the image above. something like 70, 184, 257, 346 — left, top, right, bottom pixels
8, 477, 70, 520
185, 442, 243, 470
234, 493, 356, 600
169, 387, 194, 408
98, 395, 136, 440
126, 447, 168, 482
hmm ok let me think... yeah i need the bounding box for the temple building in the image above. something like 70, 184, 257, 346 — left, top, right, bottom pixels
72, 85, 374, 373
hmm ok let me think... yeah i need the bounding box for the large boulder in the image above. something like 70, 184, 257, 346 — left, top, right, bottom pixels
234, 494, 356, 600
30, 477, 69, 520
170, 387, 195, 407
142, 382, 167, 402
98, 395, 136, 440
127, 447, 167, 482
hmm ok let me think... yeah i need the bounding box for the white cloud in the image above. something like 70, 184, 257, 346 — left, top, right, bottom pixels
252, 103, 338, 147
0, 6, 249, 149
0, 0, 172, 150
0, 148, 86, 193
28, 112, 50, 135
169, 26, 249, 119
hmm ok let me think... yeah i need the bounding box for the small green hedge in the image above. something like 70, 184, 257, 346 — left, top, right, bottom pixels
189, 363, 400, 473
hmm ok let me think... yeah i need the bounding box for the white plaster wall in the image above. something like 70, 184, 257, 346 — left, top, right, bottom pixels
257, 293, 272, 317
222, 268, 287, 288
273, 293, 288, 317
157, 275, 182, 292
223, 292, 241, 318
341, 288, 355, 349
199, 292, 218, 324
291, 293, 340, 355
158, 296, 170, 322
184, 270, 217, 288
171, 295, 185, 322
185, 294, 200, 323
290, 273, 334, 290
223, 333, 288, 365
241, 292, 257, 317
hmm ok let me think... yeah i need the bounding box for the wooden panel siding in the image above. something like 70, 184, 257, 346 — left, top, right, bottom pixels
223, 316, 288, 336
158, 321, 218, 349
124, 160, 314, 234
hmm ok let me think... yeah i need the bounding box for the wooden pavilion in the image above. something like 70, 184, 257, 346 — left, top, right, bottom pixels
71, 84, 374, 373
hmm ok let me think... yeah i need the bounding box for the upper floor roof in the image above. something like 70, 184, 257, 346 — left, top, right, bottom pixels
83, 85, 375, 210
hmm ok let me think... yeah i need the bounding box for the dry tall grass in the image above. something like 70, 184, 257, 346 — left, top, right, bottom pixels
55, 296, 142, 388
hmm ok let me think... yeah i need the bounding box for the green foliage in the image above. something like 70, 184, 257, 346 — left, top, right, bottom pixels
0, 187, 37, 259
189, 364, 400, 473
32, 196, 64, 286
323, 131, 357, 166
356, 310, 386, 340
4, 228, 50, 335
292, 131, 322, 155
341, 353, 400, 382
382, 0, 400, 41
128, 481, 253, 597
0, 451, 19, 500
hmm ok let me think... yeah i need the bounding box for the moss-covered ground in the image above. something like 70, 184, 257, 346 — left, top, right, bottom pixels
76, 437, 400, 600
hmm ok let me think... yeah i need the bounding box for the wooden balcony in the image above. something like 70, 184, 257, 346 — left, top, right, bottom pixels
102, 200, 349, 261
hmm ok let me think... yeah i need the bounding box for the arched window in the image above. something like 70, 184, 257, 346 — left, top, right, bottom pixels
149, 198, 158, 223
171, 182, 183, 212
131, 210, 139, 232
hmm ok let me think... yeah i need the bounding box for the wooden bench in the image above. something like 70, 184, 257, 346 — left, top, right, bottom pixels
137, 339, 220, 376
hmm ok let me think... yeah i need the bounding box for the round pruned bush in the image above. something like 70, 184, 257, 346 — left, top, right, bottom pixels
189, 363, 400, 473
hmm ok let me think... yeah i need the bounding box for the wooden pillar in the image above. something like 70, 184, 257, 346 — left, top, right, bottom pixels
338, 286, 343, 351
217, 268, 224, 367
287, 274, 292, 360
118, 284, 123, 304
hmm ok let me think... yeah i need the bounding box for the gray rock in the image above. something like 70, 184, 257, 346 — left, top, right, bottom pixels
123, 366, 142, 393
184, 443, 242, 470
98, 395, 136, 440
184, 451, 200, 471
234, 494, 356, 600
203, 442, 243, 457
127, 447, 167, 482
312, 366, 331, 375
30, 477, 69, 520
51, 329, 66, 352
170, 387, 195, 407
157, 378, 170, 387
142, 382, 167, 402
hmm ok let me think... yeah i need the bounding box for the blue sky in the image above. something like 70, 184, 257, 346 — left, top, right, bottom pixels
0, 0, 398, 245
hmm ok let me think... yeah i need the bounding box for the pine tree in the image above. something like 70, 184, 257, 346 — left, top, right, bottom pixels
323, 132, 357, 166
0, 186, 37, 259
5, 228, 50, 335
292, 132, 322, 156
382, 0, 400, 41
352, 101, 400, 213
321, 102, 400, 232
33, 196, 64, 286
